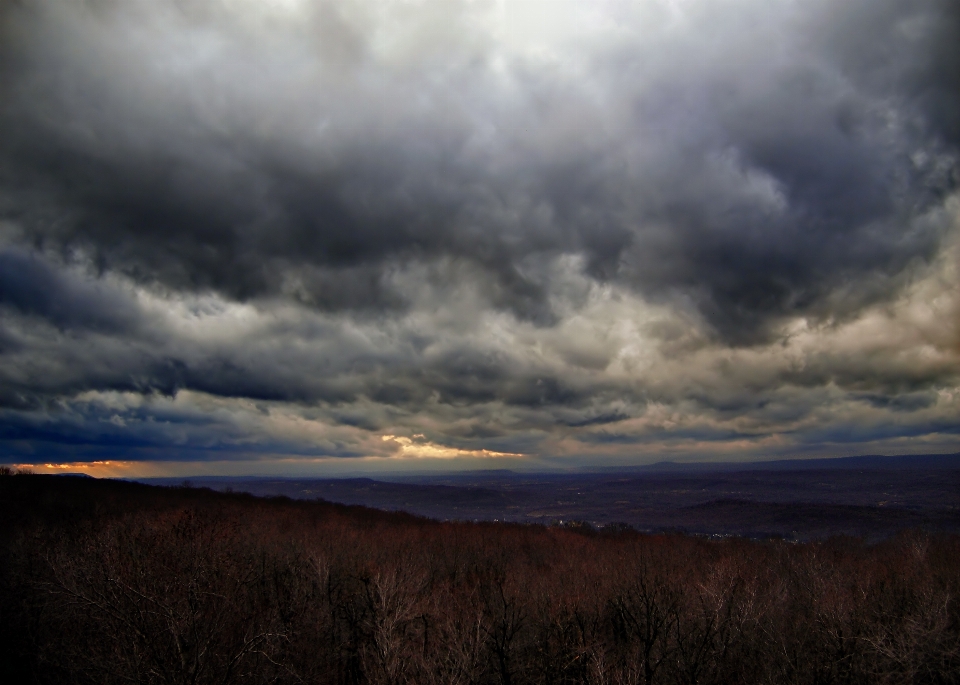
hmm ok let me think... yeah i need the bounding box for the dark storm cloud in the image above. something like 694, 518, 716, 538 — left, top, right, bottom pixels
0, 398, 368, 461
0, 0, 958, 469
0, 0, 956, 342
0, 248, 141, 333
612, 1, 960, 342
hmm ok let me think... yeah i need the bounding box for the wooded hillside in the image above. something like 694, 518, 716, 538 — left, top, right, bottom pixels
1, 473, 958, 684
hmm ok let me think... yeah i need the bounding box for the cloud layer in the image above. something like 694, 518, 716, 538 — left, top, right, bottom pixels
1, 0, 958, 473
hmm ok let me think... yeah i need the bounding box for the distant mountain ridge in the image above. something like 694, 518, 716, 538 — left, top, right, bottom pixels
602, 452, 960, 473
128, 452, 960, 541
134, 451, 960, 486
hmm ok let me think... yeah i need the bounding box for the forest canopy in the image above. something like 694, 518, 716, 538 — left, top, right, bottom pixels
1, 473, 958, 684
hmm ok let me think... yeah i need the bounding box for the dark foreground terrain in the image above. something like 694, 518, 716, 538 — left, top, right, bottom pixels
156, 453, 960, 540
2, 472, 959, 685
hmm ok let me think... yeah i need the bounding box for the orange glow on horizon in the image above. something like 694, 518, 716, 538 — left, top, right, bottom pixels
14, 461, 151, 478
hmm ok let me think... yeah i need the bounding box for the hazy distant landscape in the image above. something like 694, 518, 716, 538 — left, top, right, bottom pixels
143, 453, 960, 541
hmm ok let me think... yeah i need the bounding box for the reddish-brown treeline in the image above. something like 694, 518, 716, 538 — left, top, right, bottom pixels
2, 477, 959, 685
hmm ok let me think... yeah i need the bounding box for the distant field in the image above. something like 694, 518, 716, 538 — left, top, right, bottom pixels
144, 454, 960, 540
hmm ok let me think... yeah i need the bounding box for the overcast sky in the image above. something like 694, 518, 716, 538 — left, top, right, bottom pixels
1, 0, 958, 477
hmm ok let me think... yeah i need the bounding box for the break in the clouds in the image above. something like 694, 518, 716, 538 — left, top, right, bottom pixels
1, 0, 958, 475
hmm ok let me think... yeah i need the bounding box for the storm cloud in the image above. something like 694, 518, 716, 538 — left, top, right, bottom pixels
0, 0, 958, 475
